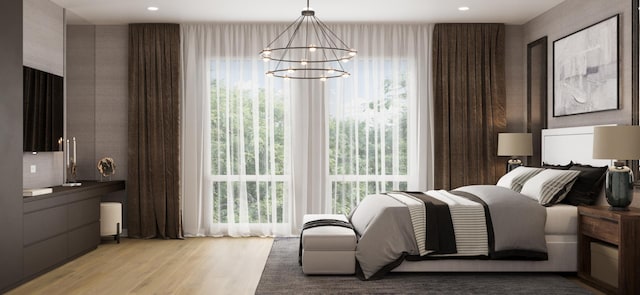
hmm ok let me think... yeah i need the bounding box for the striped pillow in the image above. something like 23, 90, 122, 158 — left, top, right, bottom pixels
496, 167, 544, 192
520, 169, 581, 206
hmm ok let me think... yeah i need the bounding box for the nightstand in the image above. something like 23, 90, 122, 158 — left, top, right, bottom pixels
577, 206, 640, 294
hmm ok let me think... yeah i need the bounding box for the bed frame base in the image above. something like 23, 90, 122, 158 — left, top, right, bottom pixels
393, 235, 577, 272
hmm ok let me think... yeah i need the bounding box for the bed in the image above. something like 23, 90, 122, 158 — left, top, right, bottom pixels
349, 125, 612, 279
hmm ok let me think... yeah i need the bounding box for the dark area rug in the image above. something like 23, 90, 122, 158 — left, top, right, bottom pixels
255, 238, 592, 295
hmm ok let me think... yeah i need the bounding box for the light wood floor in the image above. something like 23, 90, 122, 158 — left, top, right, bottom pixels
8, 237, 601, 295
8, 237, 274, 295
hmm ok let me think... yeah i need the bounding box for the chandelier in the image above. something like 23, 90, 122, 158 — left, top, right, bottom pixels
260, 0, 357, 80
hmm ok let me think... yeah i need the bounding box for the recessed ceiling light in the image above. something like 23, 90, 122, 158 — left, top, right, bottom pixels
147, 6, 159, 11
458, 6, 470, 11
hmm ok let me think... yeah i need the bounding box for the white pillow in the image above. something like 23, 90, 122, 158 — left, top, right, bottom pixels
520, 169, 581, 206
496, 167, 544, 192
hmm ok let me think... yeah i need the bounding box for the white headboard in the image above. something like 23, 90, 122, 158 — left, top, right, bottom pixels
541, 125, 613, 167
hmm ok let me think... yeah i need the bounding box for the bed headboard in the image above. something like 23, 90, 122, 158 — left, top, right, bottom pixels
541, 125, 613, 167
541, 125, 613, 206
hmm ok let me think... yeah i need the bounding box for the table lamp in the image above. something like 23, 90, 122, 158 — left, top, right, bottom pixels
497, 133, 533, 172
593, 125, 640, 211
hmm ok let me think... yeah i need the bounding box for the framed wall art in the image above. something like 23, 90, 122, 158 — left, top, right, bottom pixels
553, 14, 619, 117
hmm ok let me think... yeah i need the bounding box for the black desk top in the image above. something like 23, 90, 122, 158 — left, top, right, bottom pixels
23, 180, 125, 203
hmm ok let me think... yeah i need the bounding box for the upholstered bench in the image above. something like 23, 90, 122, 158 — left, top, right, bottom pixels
300, 214, 357, 275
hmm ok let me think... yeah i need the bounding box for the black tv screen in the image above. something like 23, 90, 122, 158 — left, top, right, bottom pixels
23, 66, 64, 152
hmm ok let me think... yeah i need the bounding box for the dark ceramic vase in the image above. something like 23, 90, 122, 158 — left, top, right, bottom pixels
605, 166, 634, 211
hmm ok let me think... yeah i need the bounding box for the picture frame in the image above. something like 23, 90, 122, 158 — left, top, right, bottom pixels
553, 14, 619, 117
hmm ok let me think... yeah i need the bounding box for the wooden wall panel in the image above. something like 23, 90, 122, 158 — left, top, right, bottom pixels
95, 26, 129, 229
67, 25, 129, 229
66, 26, 96, 181
0, 0, 24, 291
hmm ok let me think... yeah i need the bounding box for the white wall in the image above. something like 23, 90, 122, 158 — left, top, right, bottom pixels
23, 0, 64, 76
22, 152, 64, 189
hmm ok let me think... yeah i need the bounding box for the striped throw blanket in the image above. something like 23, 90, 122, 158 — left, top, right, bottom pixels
387, 190, 488, 258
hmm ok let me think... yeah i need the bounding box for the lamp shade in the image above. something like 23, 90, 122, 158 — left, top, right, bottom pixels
593, 125, 640, 160
497, 133, 533, 156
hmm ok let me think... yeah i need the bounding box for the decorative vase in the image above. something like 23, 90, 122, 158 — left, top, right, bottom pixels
97, 157, 116, 182
605, 165, 634, 211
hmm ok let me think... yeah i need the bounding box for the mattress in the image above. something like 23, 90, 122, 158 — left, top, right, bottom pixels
544, 204, 578, 235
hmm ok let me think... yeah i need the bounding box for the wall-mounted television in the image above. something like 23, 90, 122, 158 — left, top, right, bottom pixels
23, 66, 64, 152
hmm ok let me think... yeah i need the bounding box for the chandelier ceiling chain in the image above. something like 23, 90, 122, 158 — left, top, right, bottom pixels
260, 0, 357, 80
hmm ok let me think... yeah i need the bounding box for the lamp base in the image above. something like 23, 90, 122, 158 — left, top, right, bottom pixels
506, 158, 523, 173
604, 165, 633, 210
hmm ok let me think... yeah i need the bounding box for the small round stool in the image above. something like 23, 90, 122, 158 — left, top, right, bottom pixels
100, 202, 122, 243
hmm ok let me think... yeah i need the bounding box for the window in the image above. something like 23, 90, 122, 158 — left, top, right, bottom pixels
209, 59, 412, 222
327, 59, 410, 214
182, 23, 431, 237
210, 59, 290, 224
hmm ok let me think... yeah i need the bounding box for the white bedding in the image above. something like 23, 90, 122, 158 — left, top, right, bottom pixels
544, 204, 578, 235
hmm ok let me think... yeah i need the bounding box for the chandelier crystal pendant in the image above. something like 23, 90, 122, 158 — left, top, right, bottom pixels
261, 0, 357, 80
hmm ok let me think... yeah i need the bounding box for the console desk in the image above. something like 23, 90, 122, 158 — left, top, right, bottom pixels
22, 181, 125, 280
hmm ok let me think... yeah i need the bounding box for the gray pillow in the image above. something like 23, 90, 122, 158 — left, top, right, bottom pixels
496, 167, 544, 192
520, 169, 581, 206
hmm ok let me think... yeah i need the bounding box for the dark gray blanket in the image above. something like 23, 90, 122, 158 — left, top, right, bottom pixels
453, 185, 547, 258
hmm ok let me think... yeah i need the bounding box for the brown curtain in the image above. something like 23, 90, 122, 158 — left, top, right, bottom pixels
128, 23, 182, 239
433, 23, 507, 190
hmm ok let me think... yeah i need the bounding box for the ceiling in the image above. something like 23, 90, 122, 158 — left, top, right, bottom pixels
52, 0, 566, 26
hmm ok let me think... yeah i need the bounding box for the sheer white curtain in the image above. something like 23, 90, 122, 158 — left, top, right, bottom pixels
181, 24, 293, 237
324, 24, 434, 215
181, 23, 433, 237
